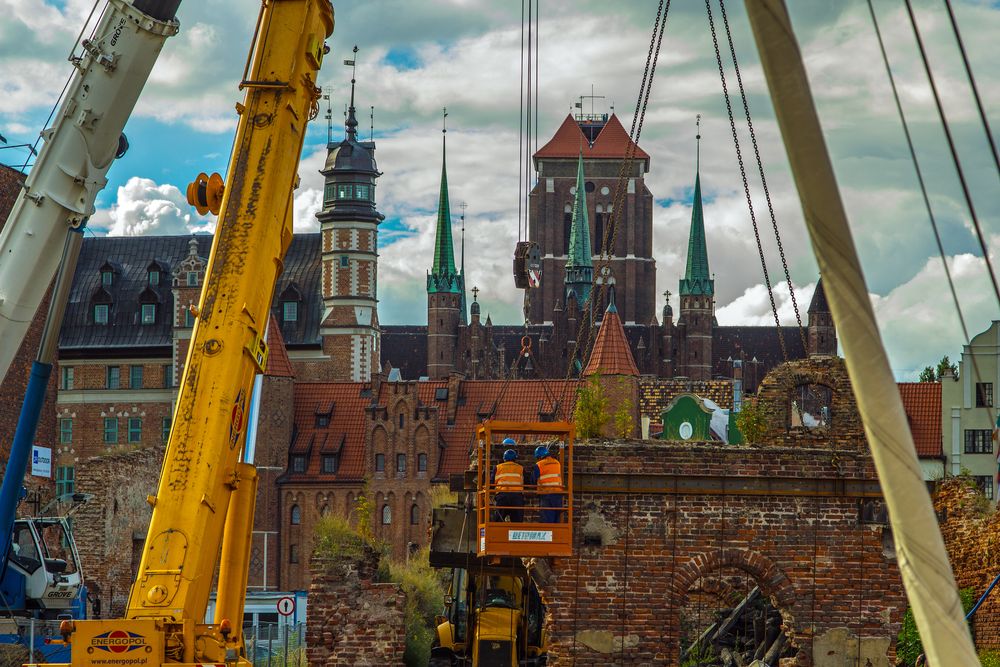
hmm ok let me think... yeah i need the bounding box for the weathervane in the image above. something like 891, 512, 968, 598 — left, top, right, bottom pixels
442, 106, 448, 134
696, 113, 701, 171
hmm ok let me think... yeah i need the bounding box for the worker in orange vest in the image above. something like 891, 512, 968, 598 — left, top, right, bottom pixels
492, 441, 524, 522
530, 445, 563, 523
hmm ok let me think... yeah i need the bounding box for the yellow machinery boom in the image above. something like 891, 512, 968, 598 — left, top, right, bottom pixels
46, 1, 334, 665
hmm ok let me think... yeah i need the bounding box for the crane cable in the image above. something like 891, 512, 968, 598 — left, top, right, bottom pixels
562, 0, 671, 381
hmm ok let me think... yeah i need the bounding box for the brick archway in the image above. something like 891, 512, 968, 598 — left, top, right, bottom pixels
670, 549, 800, 662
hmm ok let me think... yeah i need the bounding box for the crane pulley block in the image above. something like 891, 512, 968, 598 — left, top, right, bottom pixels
513, 241, 542, 290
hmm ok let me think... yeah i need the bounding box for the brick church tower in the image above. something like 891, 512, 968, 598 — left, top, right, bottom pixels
316, 77, 382, 382
527, 113, 655, 325
426, 125, 464, 380
807, 278, 836, 356
677, 151, 715, 381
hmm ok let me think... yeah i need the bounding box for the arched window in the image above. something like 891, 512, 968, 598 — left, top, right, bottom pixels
290, 504, 301, 525
418, 453, 428, 473
790, 383, 833, 429
410, 504, 420, 525
563, 205, 572, 255
381, 504, 392, 525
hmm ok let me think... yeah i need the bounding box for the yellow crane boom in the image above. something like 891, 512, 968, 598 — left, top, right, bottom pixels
47, 1, 334, 665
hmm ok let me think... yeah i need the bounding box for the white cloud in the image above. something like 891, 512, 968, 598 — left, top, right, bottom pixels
99, 177, 213, 236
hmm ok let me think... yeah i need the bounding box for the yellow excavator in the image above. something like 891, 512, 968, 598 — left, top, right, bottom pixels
35, 1, 333, 665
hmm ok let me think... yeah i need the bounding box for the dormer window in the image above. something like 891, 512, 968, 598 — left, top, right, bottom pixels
138, 287, 160, 326
148, 270, 160, 286
94, 304, 109, 325
141, 304, 156, 325
101, 270, 113, 286
186, 271, 198, 287
283, 301, 298, 322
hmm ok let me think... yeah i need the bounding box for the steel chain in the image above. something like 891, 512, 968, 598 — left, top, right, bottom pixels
717, 0, 807, 352
705, 0, 789, 363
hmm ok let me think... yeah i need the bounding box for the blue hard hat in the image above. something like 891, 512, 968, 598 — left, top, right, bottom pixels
534, 445, 549, 459
503, 449, 518, 462
502, 437, 516, 445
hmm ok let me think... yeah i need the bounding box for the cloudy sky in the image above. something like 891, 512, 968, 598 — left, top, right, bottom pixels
1, 0, 997, 380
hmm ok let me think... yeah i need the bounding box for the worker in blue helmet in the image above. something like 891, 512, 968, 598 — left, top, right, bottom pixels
527, 444, 563, 523
491, 438, 523, 522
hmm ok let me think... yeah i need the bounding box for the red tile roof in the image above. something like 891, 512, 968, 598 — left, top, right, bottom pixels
898, 382, 942, 458
533, 114, 650, 163
435, 380, 581, 478
285, 382, 374, 482
584, 305, 639, 377
266, 313, 294, 378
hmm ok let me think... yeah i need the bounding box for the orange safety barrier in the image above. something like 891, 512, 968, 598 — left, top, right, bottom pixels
475, 420, 574, 557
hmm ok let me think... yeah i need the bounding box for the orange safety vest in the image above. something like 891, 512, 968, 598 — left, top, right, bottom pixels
495, 461, 524, 491
535, 457, 563, 491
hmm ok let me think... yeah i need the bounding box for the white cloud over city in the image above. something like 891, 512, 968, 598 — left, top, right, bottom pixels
1, 0, 998, 379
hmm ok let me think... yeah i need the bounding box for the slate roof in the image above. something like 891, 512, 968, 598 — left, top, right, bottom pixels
712, 326, 807, 388
282, 382, 376, 483
898, 382, 943, 458
534, 114, 650, 166
381, 326, 429, 379
584, 302, 639, 377
808, 278, 829, 313
58, 234, 323, 355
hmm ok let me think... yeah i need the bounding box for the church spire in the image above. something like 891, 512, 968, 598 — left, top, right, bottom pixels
679, 118, 713, 297
428, 108, 461, 294
564, 151, 593, 304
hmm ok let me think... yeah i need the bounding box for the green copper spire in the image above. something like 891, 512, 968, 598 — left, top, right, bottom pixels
428, 110, 462, 295
564, 152, 593, 304
679, 123, 714, 297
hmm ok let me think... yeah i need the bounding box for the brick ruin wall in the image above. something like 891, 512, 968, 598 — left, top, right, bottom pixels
935, 477, 1000, 651
73, 445, 163, 617
306, 551, 406, 666
534, 441, 903, 666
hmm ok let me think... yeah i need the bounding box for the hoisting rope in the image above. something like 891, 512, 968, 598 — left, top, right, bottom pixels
562, 0, 671, 381
706, 0, 795, 363
716, 0, 808, 354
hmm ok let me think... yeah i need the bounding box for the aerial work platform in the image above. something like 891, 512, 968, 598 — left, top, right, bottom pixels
475, 420, 574, 558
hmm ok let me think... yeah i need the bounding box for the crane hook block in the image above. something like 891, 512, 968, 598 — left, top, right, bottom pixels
186, 172, 225, 216
513, 241, 542, 290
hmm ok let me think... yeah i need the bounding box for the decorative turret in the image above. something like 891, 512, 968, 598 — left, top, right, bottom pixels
807, 278, 836, 356
564, 152, 593, 307
584, 289, 638, 377
316, 48, 383, 382
678, 117, 714, 381
427, 109, 463, 379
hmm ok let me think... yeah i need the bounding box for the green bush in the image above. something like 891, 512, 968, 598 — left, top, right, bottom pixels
734, 398, 767, 444
574, 373, 609, 439
981, 650, 1000, 667
897, 587, 976, 666
387, 548, 445, 667
313, 515, 367, 560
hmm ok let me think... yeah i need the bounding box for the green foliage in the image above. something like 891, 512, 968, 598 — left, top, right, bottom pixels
918, 366, 937, 383
680, 641, 715, 667
313, 515, 367, 560
735, 398, 767, 444
574, 373, 609, 439
614, 378, 635, 438
980, 650, 1000, 667
429, 483, 457, 509
897, 587, 976, 666
387, 548, 446, 667
920, 356, 959, 382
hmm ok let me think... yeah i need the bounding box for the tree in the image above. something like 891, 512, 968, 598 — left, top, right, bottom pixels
918, 356, 959, 382
574, 373, 609, 439
918, 366, 936, 383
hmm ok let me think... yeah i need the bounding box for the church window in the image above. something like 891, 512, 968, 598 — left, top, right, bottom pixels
337, 184, 351, 199
290, 505, 301, 525
410, 504, 420, 525
595, 211, 604, 251
381, 505, 391, 525
283, 301, 298, 322
94, 304, 109, 325
418, 453, 428, 472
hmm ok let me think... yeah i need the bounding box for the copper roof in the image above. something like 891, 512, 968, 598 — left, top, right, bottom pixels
533, 114, 650, 164
898, 382, 943, 458
584, 303, 639, 377
265, 313, 294, 378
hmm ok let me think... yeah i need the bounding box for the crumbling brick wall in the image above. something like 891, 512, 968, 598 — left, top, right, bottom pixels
306, 550, 406, 666
935, 477, 1000, 650
73, 445, 163, 617
532, 358, 903, 666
